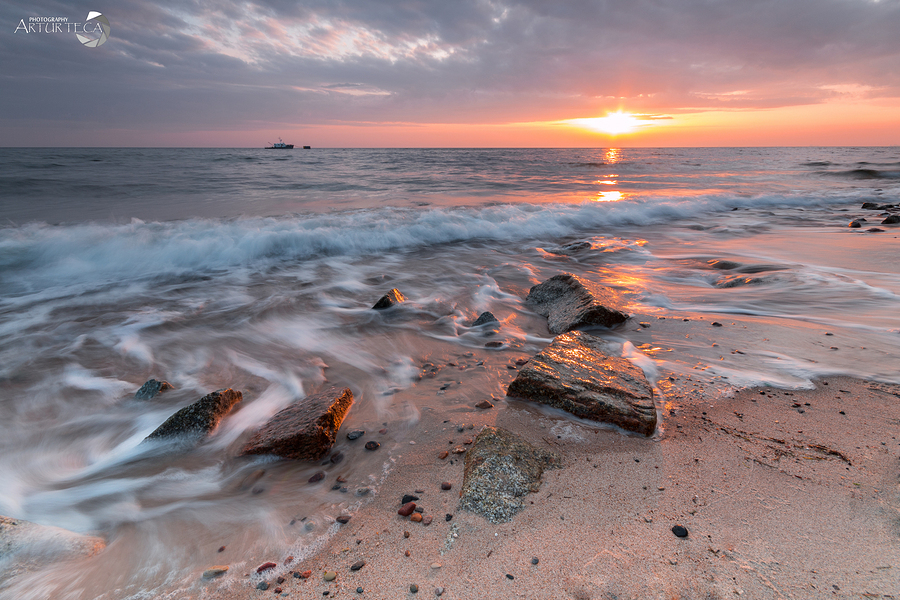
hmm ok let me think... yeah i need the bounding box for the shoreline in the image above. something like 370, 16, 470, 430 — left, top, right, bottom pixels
195, 375, 900, 600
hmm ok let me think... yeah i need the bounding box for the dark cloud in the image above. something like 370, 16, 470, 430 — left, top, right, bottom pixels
2, 0, 899, 143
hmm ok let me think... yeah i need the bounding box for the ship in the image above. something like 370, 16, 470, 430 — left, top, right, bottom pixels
265, 137, 294, 149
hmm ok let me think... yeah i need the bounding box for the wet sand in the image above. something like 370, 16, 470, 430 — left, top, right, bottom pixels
197, 375, 900, 600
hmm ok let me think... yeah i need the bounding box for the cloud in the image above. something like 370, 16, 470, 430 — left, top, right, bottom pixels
2, 0, 899, 142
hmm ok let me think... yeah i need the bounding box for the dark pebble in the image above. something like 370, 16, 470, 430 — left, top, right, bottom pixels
711, 322, 722, 327
293, 572, 302, 579
357, 587, 364, 594
484, 341, 503, 348
347, 430, 365, 440
402, 494, 419, 504
506, 574, 514, 580
330, 452, 344, 464
332, 484, 341, 490
324, 592, 330, 597
351, 560, 366, 571
218, 545, 226, 552
531, 557, 539, 565
441, 482, 452, 490
364, 441, 380, 451
445, 513, 453, 522
277, 576, 285, 584
672, 525, 689, 538
274, 588, 282, 594
308, 471, 325, 483
337, 516, 351, 524
257, 582, 269, 590
410, 584, 418, 593
475, 400, 494, 409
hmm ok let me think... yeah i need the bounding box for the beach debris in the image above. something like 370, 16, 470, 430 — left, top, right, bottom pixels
398, 502, 417, 516
525, 273, 628, 334
458, 427, 561, 523
218, 545, 226, 552
506, 331, 657, 435
0, 515, 105, 583
144, 388, 242, 443
372, 288, 405, 309
347, 430, 365, 440
472, 311, 499, 327
711, 322, 723, 327
134, 378, 173, 400
350, 560, 365, 571
240, 387, 353, 461
671, 525, 689, 538
441, 482, 452, 490
201, 566, 228, 579
475, 399, 494, 409
273, 587, 282, 593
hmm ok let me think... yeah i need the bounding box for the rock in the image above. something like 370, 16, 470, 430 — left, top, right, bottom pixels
436, 587, 445, 596
347, 430, 365, 440
410, 513, 423, 522
0, 516, 105, 583
364, 441, 380, 451
441, 482, 452, 490
298, 570, 312, 578
336, 516, 351, 524
475, 400, 494, 409
410, 584, 418, 593
550, 241, 592, 255
438, 451, 449, 460
350, 560, 365, 571
372, 288, 405, 309
484, 341, 503, 348
672, 525, 689, 538
398, 502, 416, 517
431, 562, 442, 569
241, 387, 353, 461
324, 570, 337, 581
525, 273, 628, 334
882, 215, 900, 224
423, 515, 433, 525
458, 427, 561, 524
505, 331, 656, 436
531, 557, 539, 565
868, 227, 884, 232
308, 471, 325, 483
144, 389, 242, 443
256, 582, 269, 590
202, 566, 229, 579
861, 202, 882, 209
711, 322, 723, 327
401, 494, 419, 504
357, 587, 364, 593
506, 574, 514, 580
257, 562, 277, 573
134, 378, 174, 400
849, 220, 863, 228
471, 311, 499, 327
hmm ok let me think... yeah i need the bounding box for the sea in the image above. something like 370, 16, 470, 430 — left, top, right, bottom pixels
1, 147, 899, 599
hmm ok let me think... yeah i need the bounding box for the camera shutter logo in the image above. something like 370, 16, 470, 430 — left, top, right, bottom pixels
76, 11, 110, 47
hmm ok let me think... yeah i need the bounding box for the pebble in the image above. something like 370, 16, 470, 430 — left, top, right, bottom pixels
357, 487, 371, 496
435, 587, 445, 596
379, 428, 388, 434
405, 550, 411, 557
445, 514, 453, 521
324, 571, 337, 581
257, 562, 277, 573
201, 566, 229, 579
531, 557, 539, 565
423, 515, 433, 525
293, 572, 302, 578
276, 576, 285, 584
414, 506, 424, 513
330, 452, 344, 464
410, 584, 419, 593
441, 482, 452, 490
431, 562, 442, 569
438, 451, 449, 459
284, 556, 293, 565
309, 472, 325, 483
273, 588, 282, 594
404, 530, 410, 538
410, 513, 423, 522
398, 502, 417, 516
257, 582, 269, 590
337, 516, 351, 524
350, 560, 366, 571
217, 545, 226, 552
475, 400, 494, 409
364, 441, 380, 451
452, 446, 466, 454
711, 322, 723, 327
402, 494, 420, 504
515, 358, 529, 366
357, 587, 364, 594
506, 574, 514, 580
347, 429, 365, 440
337, 476, 347, 483
671, 525, 689, 538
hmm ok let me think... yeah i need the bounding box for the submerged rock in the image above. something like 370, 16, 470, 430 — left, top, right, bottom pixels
0, 516, 105, 583
458, 427, 561, 523
372, 288, 405, 309
144, 389, 242, 442
471, 311, 499, 327
525, 273, 628, 334
241, 387, 353, 461
882, 215, 900, 225
134, 378, 174, 400
506, 331, 656, 435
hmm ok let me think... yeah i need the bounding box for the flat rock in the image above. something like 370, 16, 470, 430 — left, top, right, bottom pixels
458, 427, 561, 523
471, 311, 499, 327
0, 516, 106, 583
241, 387, 353, 461
525, 273, 628, 334
144, 389, 242, 442
506, 331, 656, 435
134, 378, 174, 400
372, 288, 405, 309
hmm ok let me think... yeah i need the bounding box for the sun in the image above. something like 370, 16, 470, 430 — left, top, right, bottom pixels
565, 111, 650, 135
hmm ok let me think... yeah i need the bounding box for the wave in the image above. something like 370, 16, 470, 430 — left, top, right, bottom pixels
0, 192, 860, 295
824, 168, 900, 180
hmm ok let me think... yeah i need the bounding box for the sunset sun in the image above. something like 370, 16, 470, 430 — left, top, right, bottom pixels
569, 111, 645, 135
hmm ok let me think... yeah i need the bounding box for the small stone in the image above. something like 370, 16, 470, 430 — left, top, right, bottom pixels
405, 550, 411, 557
414, 506, 424, 513
506, 574, 514, 580
438, 451, 449, 459
364, 441, 380, 451
309, 472, 325, 483
330, 452, 344, 464
398, 502, 417, 516
882, 215, 900, 224
452, 446, 466, 454
410, 513, 423, 522
672, 525, 689, 538
431, 562, 442, 569
257, 582, 270, 590
300, 570, 312, 579
350, 560, 365, 571
404, 530, 410, 538
324, 570, 337, 581
293, 572, 302, 578
849, 220, 863, 228
284, 556, 293, 565
218, 546, 226, 552
435, 587, 445, 596
475, 400, 494, 409
347, 430, 365, 440
277, 576, 285, 584
484, 341, 503, 348
337, 476, 347, 483
357, 587, 364, 594
445, 514, 453, 521
202, 566, 229, 579
423, 515, 433, 525
274, 588, 282, 594
379, 428, 388, 434
711, 322, 722, 327
410, 584, 419, 593
257, 562, 277, 573
441, 482, 452, 490
401, 494, 419, 504
356, 487, 371, 496
373, 288, 405, 309
531, 557, 539, 565
337, 516, 351, 524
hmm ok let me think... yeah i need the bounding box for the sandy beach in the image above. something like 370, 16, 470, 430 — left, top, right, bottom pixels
191, 372, 900, 600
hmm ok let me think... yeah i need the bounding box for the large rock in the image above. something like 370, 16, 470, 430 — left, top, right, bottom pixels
458, 427, 561, 523
134, 378, 174, 400
372, 288, 405, 309
0, 516, 105, 583
241, 386, 353, 461
525, 274, 628, 334
506, 331, 656, 435
144, 388, 242, 442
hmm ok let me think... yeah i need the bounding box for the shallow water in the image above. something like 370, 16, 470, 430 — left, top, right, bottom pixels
0, 147, 898, 598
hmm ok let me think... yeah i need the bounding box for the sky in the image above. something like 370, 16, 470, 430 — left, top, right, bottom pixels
2, 0, 900, 147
